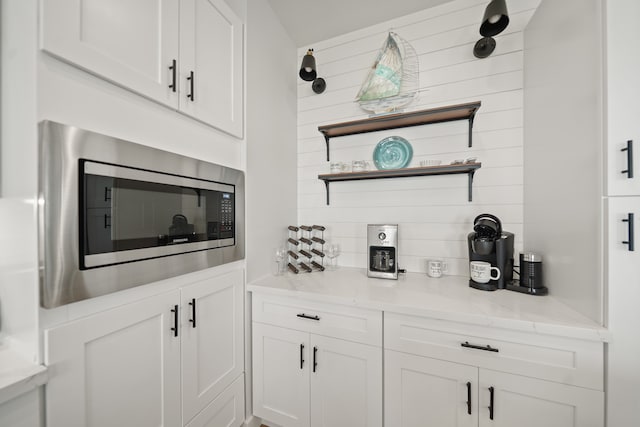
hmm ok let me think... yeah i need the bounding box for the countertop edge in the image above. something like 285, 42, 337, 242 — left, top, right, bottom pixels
0, 347, 49, 406
247, 271, 609, 343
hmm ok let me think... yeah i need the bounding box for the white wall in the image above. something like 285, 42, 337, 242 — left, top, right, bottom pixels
523, 0, 603, 323
297, 0, 540, 276
245, 1, 297, 285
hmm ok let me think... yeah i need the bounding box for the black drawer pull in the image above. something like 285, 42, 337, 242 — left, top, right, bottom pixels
488, 386, 495, 420
189, 298, 197, 328
296, 313, 320, 321
300, 344, 305, 369
313, 346, 318, 372
622, 213, 635, 252
461, 341, 499, 353
621, 140, 634, 178
168, 59, 177, 92
170, 305, 179, 337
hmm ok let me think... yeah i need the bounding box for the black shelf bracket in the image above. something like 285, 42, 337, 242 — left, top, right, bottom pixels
468, 170, 476, 202
324, 135, 330, 162
468, 112, 477, 148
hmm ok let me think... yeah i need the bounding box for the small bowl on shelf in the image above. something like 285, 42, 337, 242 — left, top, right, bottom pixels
450, 159, 464, 165
419, 160, 442, 167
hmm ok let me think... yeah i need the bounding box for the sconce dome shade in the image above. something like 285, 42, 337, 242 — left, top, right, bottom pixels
299, 51, 317, 81
480, 0, 509, 37
473, 37, 496, 58
312, 78, 326, 94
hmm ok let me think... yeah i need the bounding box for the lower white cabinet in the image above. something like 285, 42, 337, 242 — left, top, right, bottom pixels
384, 312, 605, 427
186, 374, 245, 427
385, 350, 603, 427
251, 294, 383, 427
45, 269, 244, 427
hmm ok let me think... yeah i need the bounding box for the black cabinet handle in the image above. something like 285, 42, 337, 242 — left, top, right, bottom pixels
466, 382, 472, 415
461, 341, 499, 353
621, 140, 634, 178
622, 213, 635, 252
187, 71, 195, 101
104, 187, 111, 202
189, 298, 196, 328
169, 59, 177, 92
170, 305, 179, 337
313, 346, 318, 372
300, 344, 305, 369
104, 214, 111, 228
296, 313, 320, 321
488, 386, 494, 420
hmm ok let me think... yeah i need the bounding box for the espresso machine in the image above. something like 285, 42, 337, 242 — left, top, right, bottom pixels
367, 224, 398, 279
468, 214, 514, 291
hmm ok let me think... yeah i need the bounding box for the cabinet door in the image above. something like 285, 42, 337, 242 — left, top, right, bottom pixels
252, 323, 310, 427
606, 197, 640, 426
606, 0, 640, 196
179, 0, 244, 137
385, 350, 478, 427
186, 374, 245, 427
44, 290, 181, 427
41, 0, 179, 107
478, 370, 603, 427
309, 335, 382, 427
181, 270, 244, 424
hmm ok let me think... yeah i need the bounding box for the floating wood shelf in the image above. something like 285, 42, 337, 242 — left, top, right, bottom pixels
318, 163, 481, 205
317, 101, 481, 161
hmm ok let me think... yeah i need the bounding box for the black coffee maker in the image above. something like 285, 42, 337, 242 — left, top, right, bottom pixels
468, 214, 514, 291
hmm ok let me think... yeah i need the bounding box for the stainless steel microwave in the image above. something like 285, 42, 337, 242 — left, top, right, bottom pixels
39, 121, 245, 308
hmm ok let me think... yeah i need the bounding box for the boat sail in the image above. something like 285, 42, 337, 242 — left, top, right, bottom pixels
356, 32, 419, 114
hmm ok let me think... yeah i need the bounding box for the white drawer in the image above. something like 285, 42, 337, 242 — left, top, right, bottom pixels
384, 312, 603, 390
252, 293, 382, 347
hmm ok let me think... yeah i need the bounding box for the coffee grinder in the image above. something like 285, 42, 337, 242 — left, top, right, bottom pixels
468, 214, 514, 291
367, 224, 398, 279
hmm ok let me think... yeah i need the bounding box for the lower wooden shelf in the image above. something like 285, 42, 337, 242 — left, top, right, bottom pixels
317, 162, 481, 205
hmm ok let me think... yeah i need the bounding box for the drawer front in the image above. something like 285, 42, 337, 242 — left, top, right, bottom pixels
384, 312, 603, 390
252, 293, 382, 346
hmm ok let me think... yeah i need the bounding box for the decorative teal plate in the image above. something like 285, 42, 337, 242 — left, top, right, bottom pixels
373, 136, 413, 170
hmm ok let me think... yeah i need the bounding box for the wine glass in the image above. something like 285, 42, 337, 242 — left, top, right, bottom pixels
326, 243, 341, 270
274, 246, 287, 275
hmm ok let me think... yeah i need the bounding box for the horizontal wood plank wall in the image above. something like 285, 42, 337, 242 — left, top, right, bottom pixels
297, 0, 541, 275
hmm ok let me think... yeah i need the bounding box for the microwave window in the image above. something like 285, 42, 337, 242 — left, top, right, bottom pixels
83, 174, 234, 255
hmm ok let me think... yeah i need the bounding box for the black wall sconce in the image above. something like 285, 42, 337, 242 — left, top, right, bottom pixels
473, 0, 509, 58
299, 49, 326, 94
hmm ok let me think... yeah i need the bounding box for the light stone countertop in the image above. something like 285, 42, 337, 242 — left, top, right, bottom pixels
248, 267, 609, 342
0, 344, 48, 405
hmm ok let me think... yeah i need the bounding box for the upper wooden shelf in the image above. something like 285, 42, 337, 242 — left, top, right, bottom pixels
317, 101, 481, 161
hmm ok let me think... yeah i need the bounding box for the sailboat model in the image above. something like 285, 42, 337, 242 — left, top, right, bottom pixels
356, 32, 419, 115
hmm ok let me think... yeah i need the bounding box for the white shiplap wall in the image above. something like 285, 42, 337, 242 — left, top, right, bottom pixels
297, 0, 540, 275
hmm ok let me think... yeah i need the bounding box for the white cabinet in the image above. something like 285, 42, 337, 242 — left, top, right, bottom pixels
41, 0, 180, 108
181, 270, 244, 423
45, 269, 244, 427
186, 375, 245, 427
478, 370, 603, 427
385, 350, 476, 427
605, 0, 640, 196
179, 0, 244, 137
384, 312, 604, 427
605, 197, 640, 426
40, 0, 244, 137
251, 293, 383, 427
44, 290, 182, 427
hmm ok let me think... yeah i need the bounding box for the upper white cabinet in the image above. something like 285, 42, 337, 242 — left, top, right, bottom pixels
179, 0, 244, 137
41, 0, 180, 108
40, 0, 244, 137
605, 0, 640, 195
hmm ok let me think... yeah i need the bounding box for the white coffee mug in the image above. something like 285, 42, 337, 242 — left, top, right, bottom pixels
469, 261, 501, 283
427, 259, 448, 278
